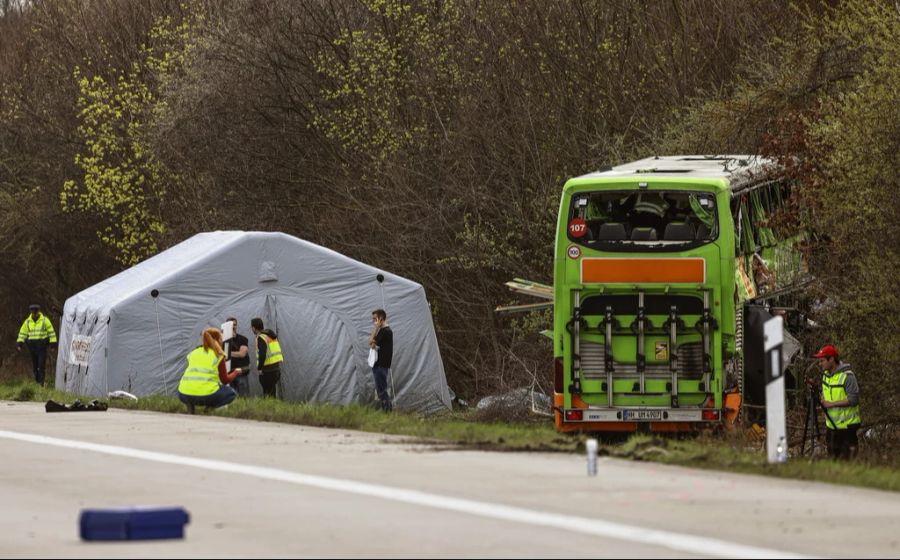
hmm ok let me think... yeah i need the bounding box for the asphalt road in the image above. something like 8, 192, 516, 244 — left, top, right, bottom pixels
1, 401, 898, 558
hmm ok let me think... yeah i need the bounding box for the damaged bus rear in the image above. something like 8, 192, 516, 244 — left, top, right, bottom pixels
553, 156, 783, 432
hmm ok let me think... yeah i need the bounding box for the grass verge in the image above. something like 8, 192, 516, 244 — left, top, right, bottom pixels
2, 378, 898, 492
0, 379, 573, 451
609, 433, 900, 492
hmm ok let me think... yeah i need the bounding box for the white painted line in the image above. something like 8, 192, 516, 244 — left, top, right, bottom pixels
0, 430, 810, 559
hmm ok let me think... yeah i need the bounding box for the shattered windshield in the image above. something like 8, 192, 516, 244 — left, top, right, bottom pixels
567, 190, 718, 249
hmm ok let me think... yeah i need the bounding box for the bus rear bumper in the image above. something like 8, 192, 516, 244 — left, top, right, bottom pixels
553, 393, 722, 432
562, 408, 721, 423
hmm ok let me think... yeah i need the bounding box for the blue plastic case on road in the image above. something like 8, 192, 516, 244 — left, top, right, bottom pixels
79, 506, 190, 541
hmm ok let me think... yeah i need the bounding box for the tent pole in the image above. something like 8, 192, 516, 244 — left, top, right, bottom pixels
153, 297, 170, 396
389, 369, 395, 405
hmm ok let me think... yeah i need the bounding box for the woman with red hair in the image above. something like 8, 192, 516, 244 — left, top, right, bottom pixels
177, 327, 241, 414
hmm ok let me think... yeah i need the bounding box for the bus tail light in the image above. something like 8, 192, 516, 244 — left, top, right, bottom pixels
702, 409, 721, 421
564, 409, 583, 421
554, 358, 563, 393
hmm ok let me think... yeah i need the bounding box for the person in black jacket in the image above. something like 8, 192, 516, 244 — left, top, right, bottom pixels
224, 317, 251, 397
368, 309, 393, 411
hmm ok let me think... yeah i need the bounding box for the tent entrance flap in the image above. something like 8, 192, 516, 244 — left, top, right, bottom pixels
264, 292, 283, 397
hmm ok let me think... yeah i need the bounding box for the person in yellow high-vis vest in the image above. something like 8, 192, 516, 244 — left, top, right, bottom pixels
815, 344, 862, 459
16, 303, 57, 385
177, 328, 241, 414
251, 317, 283, 398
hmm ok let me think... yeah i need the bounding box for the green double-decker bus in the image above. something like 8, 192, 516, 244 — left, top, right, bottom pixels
553, 155, 806, 433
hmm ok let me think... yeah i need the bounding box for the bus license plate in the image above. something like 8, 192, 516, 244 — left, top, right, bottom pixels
624, 410, 663, 421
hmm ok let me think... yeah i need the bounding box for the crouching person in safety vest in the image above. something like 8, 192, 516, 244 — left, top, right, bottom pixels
177, 327, 241, 414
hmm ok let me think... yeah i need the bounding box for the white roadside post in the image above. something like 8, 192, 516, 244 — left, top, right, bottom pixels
764, 316, 787, 464
586, 438, 598, 476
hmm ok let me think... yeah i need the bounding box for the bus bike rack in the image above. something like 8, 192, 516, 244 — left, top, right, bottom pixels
697, 289, 718, 394
568, 291, 619, 401
568, 291, 717, 410
566, 291, 585, 395
634, 291, 648, 394
601, 305, 617, 407
664, 306, 684, 408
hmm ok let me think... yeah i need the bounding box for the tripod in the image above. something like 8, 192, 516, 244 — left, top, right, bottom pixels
800, 385, 821, 456
800, 383, 836, 457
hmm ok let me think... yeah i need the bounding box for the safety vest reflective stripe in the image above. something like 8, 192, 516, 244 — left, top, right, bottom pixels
178, 347, 223, 397
259, 334, 284, 366
181, 376, 214, 383
17, 315, 57, 343
821, 370, 861, 429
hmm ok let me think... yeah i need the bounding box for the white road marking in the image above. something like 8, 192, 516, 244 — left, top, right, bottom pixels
0, 429, 810, 559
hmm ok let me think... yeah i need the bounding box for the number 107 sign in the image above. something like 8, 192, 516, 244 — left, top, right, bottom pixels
568, 218, 587, 238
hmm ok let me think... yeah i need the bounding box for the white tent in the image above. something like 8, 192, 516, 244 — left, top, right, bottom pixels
55, 231, 451, 414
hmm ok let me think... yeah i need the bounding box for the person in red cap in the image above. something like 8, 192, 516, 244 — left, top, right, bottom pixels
814, 344, 861, 459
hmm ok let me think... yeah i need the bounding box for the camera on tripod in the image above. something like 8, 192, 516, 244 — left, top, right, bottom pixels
805, 378, 821, 403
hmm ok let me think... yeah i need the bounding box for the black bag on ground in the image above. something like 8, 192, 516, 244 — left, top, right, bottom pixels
45, 399, 108, 412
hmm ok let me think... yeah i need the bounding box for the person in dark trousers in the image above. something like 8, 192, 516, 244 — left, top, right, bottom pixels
815, 344, 862, 459
224, 317, 251, 397
251, 317, 283, 398
368, 309, 393, 411
16, 303, 57, 385
177, 327, 241, 414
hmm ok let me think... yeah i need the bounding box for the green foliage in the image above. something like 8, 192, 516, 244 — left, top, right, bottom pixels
311, 0, 468, 163
60, 13, 201, 265
800, 1, 900, 422
507, 308, 553, 341
614, 433, 900, 491
657, 0, 900, 423
441, 212, 541, 274
12, 384, 34, 402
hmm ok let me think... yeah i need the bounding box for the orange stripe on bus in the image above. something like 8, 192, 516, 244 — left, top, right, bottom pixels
581, 258, 705, 284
